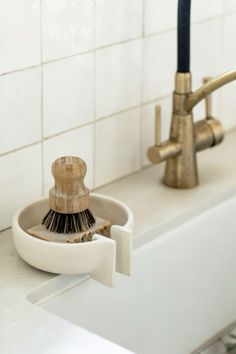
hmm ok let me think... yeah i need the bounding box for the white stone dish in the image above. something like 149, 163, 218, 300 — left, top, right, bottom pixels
12, 193, 134, 287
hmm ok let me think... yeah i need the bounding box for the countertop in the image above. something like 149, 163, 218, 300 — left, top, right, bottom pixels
1, 129, 236, 354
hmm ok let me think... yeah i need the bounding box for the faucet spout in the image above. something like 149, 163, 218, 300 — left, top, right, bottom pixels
185, 69, 236, 111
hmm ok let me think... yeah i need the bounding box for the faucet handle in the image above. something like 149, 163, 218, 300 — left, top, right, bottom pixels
203, 76, 212, 119
147, 104, 181, 164
154, 105, 161, 146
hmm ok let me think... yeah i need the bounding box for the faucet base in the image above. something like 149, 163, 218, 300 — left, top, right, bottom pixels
163, 170, 199, 189
163, 157, 199, 189
163, 112, 199, 189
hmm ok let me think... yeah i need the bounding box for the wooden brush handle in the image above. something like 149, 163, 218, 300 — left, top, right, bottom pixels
49, 156, 90, 214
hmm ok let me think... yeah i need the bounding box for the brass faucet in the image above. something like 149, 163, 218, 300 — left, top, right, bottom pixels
147, 70, 236, 189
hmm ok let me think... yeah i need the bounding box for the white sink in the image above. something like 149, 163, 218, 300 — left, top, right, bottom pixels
29, 192, 236, 354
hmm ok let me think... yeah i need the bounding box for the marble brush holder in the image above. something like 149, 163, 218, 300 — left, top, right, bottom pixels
12, 193, 134, 287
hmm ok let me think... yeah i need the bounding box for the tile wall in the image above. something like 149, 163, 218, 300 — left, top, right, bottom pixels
1, 0, 236, 230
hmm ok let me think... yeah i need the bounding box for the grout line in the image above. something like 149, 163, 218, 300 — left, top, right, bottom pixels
95, 93, 172, 122
139, 0, 145, 170
43, 120, 94, 140
217, 12, 225, 120
92, 0, 97, 188
92, 162, 151, 191
93, 109, 97, 188
41, 38, 143, 67
96, 104, 144, 122
0, 141, 42, 158
223, 11, 236, 19
0, 64, 41, 78
192, 13, 225, 26
141, 0, 145, 37
39, 0, 44, 197
95, 35, 143, 52
142, 93, 172, 106
42, 48, 94, 66
138, 107, 143, 170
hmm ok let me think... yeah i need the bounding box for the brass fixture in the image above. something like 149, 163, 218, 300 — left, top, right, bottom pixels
147, 70, 236, 189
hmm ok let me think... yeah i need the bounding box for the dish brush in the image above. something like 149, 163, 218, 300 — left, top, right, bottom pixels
27, 156, 111, 243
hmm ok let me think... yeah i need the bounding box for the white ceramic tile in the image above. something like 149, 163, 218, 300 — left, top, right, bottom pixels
43, 53, 94, 137
193, 96, 221, 124
192, 0, 223, 23
0, 145, 42, 230
193, 100, 205, 122
192, 79, 221, 122
42, 0, 94, 62
224, 0, 236, 14
220, 83, 236, 130
43, 124, 94, 193
96, 40, 142, 118
95, 108, 141, 187
222, 14, 236, 70
0, 68, 41, 154
0, 0, 41, 74
142, 31, 176, 103
192, 19, 222, 86
144, 0, 223, 36
220, 15, 236, 130
141, 96, 171, 167
95, 0, 142, 48
144, 0, 177, 35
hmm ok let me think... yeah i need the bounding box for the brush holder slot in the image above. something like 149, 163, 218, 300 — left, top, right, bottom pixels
12, 193, 134, 287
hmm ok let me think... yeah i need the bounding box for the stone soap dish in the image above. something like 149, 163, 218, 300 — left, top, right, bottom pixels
12, 193, 134, 287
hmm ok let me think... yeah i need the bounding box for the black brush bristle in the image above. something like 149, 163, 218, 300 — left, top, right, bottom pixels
42, 209, 96, 234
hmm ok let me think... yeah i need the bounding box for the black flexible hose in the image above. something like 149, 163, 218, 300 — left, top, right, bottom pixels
177, 0, 191, 73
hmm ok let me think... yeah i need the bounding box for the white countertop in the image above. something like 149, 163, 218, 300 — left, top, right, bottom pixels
1, 129, 236, 354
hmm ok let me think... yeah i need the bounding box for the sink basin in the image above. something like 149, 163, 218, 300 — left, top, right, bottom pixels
29, 192, 236, 354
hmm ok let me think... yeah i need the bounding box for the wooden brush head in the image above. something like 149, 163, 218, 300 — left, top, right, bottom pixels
49, 156, 90, 214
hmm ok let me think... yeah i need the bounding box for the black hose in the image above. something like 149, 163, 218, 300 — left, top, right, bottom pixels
177, 0, 192, 73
